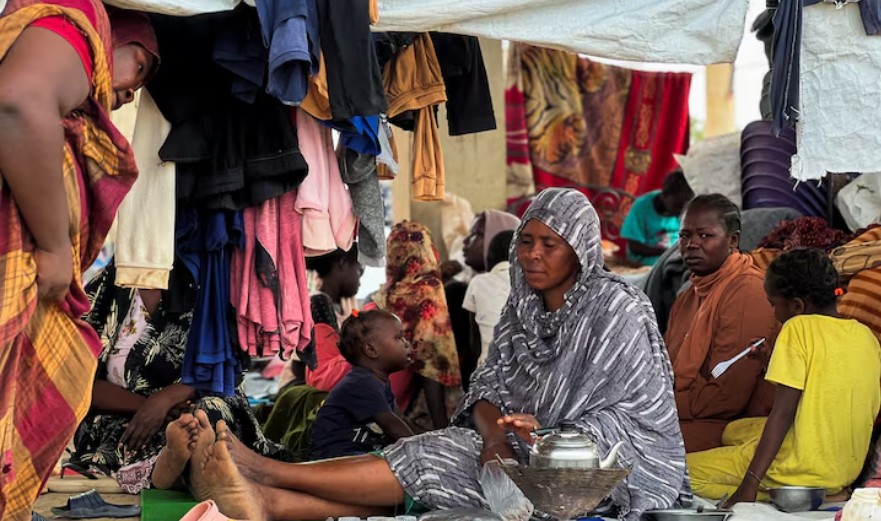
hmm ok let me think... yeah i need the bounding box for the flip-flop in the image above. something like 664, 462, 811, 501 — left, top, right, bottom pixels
50, 489, 141, 519
31, 512, 49, 521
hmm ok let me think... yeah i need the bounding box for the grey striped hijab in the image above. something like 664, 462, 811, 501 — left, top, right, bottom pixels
456, 188, 690, 518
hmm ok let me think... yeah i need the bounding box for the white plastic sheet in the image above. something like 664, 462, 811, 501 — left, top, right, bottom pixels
793, 2, 881, 180
103, 0, 241, 16
376, 0, 750, 65
675, 132, 743, 208
836, 174, 881, 232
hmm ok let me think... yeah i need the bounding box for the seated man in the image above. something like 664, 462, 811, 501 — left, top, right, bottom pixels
621, 169, 694, 266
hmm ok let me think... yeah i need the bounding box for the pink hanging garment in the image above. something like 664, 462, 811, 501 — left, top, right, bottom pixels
231, 191, 313, 358
294, 108, 358, 256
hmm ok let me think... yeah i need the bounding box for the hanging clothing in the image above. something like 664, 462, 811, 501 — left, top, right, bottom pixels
0, 2, 141, 518
430, 33, 496, 136
506, 44, 690, 251
212, 6, 265, 104
230, 191, 313, 360
114, 90, 176, 290
382, 189, 689, 520
177, 210, 242, 397
255, 0, 319, 106
316, 0, 387, 120
148, 13, 308, 211
665, 253, 780, 453
373, 222, 461, 412
300, 52, 332, 121
339, 148, 386, 267
294, 110, 357, 257
70, 265, 286, 482
383, 34, 448, 201
330, 116, 381, 156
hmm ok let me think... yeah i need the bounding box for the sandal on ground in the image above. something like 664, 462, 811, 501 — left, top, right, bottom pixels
50, 489, 140, 519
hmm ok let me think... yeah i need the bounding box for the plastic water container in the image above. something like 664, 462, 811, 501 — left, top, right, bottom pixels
840, 488, 881, 520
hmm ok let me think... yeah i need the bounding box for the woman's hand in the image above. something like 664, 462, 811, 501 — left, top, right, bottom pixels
721, 480, 759, 509
480, 437, 517, 465
35, 246, 72, 302
119, 392, 175, 452
497, 414, 541, 443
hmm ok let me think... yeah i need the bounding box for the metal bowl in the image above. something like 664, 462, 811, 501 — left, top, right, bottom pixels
643, 509, 733, 521
769, 486, 826, 512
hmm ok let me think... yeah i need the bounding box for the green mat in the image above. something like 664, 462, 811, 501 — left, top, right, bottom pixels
140, 489, 198, 521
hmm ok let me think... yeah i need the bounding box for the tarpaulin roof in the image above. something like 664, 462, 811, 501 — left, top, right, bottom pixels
103, 0, 749, 65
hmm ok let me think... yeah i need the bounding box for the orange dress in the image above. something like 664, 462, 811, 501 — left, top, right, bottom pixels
665, 254, 780, 452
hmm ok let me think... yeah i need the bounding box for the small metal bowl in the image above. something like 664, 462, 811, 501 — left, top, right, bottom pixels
769, 486, 826, 512
643, 509, 733, 521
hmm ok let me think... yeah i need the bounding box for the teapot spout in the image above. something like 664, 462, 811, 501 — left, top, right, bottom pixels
600, 441, 625, 469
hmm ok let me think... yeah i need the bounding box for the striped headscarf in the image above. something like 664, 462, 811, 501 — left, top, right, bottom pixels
457, 188, 690, 518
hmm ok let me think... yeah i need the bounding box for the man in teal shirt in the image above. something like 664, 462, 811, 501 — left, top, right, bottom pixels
621, 170, 694, 266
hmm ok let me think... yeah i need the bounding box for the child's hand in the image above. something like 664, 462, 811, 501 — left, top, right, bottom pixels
35, 245, 72, 303
497, 414, 541, 443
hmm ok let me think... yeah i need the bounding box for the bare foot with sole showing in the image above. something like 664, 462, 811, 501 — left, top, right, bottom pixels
195, 438, 267, 521
216, 420, 265, 484
152, 413, 199, 489
187, 409, 216, 501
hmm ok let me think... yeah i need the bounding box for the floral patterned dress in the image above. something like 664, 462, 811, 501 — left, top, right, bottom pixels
69, 265, 287, 489
373, 222, 462, 426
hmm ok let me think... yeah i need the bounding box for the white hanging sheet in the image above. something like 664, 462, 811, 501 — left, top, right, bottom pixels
794, 2, 881, 180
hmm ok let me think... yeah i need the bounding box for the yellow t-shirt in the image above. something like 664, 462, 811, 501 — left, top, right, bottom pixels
766, 315, 881, 488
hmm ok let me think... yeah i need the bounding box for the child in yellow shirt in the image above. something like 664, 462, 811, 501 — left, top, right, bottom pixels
688, 248, 881, 506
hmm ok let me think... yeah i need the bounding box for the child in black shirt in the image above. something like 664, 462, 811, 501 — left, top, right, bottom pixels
309, 310, 416, 460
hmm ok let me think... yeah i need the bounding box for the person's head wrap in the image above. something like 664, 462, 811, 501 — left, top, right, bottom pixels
107, 7, 159, 81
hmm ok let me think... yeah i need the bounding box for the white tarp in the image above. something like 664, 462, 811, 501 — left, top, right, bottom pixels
106, 0, 750, 65
793, 2, 881, 180
103, 0, 251, 16
675, 132, 743, 208
375, 0, 750, 65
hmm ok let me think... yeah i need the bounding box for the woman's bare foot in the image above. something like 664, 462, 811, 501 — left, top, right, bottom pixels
193, 438, 267, 521
151, 413, 199, 489
187, 410, 216, 501
216, 420, 265, 484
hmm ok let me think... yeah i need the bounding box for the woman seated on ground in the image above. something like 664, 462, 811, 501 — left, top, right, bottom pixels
69, 262, 284, 491
373, 221, 463, 431
665, 194, 780, 453
690, 249, 881, 505
155, 188, 689, 521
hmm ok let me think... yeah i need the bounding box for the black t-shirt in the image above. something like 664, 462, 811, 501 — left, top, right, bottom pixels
309, 367, 395, 460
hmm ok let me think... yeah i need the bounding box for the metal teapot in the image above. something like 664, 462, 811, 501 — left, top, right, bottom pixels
528, 421, 624, 469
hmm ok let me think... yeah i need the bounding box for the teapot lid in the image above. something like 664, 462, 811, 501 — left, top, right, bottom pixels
533, 420, 597, 456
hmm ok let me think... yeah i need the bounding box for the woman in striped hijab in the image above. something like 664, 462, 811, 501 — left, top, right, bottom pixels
174, 188, 689, 521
